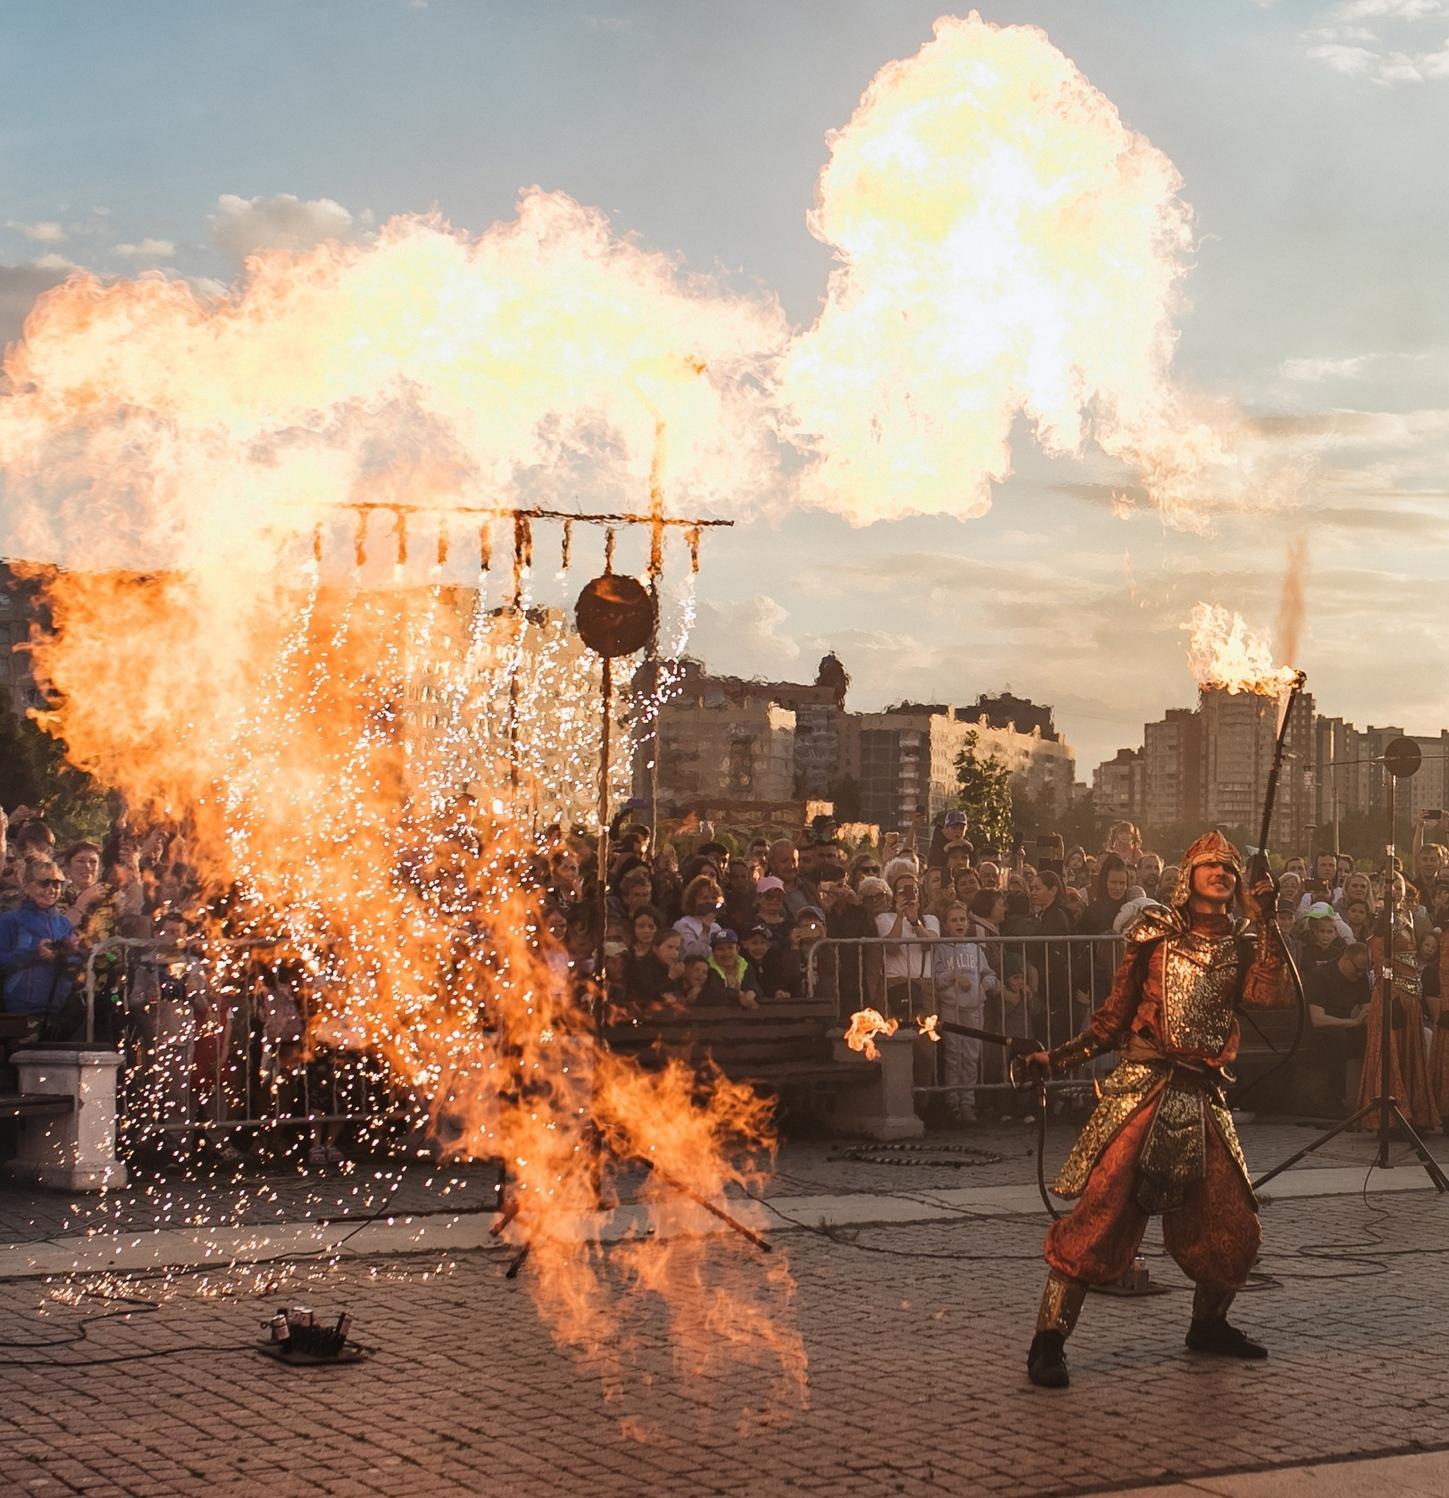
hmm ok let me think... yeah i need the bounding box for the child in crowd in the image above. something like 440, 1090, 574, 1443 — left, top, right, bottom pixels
740, 925, 774, 985
931, 902, 999, 1125
707, 928, 760, 1009
631, 928, 686, 1005
680, 955, 724, 1005
764, 907, 827, 1000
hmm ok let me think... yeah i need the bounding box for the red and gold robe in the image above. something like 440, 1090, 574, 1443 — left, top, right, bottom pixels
1355, 924, 1439, 1132
1043, 905, 1290, 1287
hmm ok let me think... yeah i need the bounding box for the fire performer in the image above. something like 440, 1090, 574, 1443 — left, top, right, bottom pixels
1021, 831, 1290, 1389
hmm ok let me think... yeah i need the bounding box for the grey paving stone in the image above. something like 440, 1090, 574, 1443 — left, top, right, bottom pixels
0, 1131, 1446, 1498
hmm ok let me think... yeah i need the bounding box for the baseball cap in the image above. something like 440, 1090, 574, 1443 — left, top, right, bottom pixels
1305, 902, 1337, 921
710, 927, 738, 947
756, 876, 786, 894
944, 810, 968, 827
745, 924, 772, 939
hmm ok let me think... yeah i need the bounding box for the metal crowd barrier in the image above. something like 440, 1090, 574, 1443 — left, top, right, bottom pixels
806, 931, 1126, 1098
82, 936, 396, 1151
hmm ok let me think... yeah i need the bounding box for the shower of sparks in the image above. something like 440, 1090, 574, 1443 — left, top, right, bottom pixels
6, 522, 804, 1402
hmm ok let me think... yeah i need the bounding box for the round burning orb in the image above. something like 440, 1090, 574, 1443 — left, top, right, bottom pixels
574, 574, 654, 657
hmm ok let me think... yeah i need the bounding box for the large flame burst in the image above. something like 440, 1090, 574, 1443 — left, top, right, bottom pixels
0, 195, 806, 1404
15, 555, 807, 1401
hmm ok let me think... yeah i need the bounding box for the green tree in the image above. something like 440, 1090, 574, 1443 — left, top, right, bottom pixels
1009, 780, 1043, 846
0, 706, 113, 848
953, 731, 1013, 850
1056, 790, 1105, 853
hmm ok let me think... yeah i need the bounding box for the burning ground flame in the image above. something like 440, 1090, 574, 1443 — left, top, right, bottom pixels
0, 195, 806, 1406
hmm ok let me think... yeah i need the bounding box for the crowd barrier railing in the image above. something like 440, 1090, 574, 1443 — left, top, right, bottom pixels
805, 930, 1126, 1098
82, 936, 393, 1150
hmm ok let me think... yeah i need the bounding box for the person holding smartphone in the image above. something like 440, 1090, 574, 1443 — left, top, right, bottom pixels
1413, 810, 1446, 898
875, 868, 939, 1019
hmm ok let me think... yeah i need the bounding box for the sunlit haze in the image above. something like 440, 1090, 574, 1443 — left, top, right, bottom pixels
2, 0, 1446, 770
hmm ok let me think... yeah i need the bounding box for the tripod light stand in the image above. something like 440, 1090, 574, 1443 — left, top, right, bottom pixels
1253, 736, 1449, 1193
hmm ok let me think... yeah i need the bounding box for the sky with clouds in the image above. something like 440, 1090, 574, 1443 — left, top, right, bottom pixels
1, 0, 1446, 773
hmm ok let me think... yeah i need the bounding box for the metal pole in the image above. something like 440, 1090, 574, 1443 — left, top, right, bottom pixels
595, 655, 613, 1002
1378, 768, 1395, 1169
1333, 755, 1341, 856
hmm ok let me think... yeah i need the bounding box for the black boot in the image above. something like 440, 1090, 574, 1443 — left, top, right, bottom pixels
1027, 1330, 1070, 1388
1185, 1317, 1268, 1359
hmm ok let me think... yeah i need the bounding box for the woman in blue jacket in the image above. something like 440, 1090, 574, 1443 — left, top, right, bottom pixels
0, 856, 80, 1034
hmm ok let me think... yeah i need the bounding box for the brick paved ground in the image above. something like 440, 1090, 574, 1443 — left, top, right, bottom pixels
1, 1179, 1447, 1496
3, 1113, 1439, 1246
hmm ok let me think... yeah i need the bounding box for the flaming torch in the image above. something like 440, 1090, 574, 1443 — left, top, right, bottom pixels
1186, 603, 1306, 873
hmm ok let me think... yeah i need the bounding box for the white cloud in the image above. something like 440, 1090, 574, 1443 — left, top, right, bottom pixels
9, 220, 66, 244
209, 192, 356, 264
1338, 0, 1445, 20
1280, 354, 1373, 381
1306, 40, 1381, 74
114, 238, 175, 260
1252, 406, 1449, 452
689, 594, 800, 674
1302, 0, 1449, 83
30, 252, 76, 272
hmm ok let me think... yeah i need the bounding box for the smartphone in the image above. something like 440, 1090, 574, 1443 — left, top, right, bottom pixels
1426, 810, 1444, 822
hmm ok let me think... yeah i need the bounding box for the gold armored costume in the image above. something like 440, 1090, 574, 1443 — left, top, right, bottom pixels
1033, 832, 1290, 1343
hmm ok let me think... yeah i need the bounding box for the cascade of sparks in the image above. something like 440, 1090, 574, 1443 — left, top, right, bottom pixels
0, 195, 806, 1402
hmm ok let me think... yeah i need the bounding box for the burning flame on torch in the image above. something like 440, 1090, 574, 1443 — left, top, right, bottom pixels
1186, 603, 1299, 697
1186, 542, 1309, 701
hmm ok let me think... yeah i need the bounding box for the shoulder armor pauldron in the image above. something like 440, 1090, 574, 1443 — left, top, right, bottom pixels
1122, 906, 1180, 947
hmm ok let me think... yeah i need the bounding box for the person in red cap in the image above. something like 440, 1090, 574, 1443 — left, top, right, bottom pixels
1021, 830, 1290, 1388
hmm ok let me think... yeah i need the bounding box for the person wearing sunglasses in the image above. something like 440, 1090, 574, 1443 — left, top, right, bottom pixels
0, 855, 83, 1036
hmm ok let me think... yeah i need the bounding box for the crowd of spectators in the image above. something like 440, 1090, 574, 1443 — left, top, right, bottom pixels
560, 808, 1449, 1131
9, 787, 1449, 1159
0, 802, 372, 1167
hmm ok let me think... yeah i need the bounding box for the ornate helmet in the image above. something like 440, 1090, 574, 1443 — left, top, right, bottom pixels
1169, 829, 1245, 910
